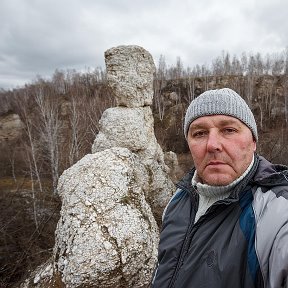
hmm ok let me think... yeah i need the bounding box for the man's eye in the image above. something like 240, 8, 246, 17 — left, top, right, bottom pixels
192, 131, 207, 138
223, 128, 237, 134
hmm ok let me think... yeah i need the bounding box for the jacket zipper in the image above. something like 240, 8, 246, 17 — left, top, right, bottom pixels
167, 192, 238, 288
167, 187, 198, 288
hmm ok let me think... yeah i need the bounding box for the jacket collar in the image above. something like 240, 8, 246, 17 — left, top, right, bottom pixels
252, 156, 288, 188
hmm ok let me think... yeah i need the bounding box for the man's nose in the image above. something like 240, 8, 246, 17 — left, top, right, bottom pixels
206, 131, 222, 152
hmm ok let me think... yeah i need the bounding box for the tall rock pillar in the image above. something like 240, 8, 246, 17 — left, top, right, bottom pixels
92, 45, 175, 223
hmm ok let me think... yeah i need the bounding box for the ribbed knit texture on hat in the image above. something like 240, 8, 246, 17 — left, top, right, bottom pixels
184, 88, 258, 141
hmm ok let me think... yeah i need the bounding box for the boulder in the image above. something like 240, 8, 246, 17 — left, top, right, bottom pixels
53, 148, 159, 287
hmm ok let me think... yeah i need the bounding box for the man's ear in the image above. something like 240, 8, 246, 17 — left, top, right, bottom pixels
253, 140, 257, 152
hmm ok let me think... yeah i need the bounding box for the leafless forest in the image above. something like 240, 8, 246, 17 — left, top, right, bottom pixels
1, 49, 288, 287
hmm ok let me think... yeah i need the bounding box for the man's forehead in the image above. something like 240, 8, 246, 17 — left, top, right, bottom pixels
190, 115, 243, 128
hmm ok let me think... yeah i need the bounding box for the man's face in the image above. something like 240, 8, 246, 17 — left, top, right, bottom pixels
187, 115, 256, 186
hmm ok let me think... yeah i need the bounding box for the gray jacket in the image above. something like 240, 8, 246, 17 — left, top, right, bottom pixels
152, 155, 288, 288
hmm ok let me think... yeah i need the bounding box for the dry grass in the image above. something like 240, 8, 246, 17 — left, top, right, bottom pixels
0, 176, 52, 191
0, 177, 60, 287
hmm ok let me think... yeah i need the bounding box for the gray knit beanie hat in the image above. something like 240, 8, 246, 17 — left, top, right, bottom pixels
184, 88, 258, 141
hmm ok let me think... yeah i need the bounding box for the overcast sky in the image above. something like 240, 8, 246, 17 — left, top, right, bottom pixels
1, 0, 288, 90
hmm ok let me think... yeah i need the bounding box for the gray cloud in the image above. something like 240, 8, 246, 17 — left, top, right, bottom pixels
0, 0, 288, 89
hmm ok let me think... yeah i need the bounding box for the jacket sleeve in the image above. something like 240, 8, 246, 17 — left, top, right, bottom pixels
268, 223, 288, 288
253, 187, 288, 288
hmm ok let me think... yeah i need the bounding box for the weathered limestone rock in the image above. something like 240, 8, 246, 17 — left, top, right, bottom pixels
105, 45, 155, 107
164, 151, 184, 183
19, 260, 57, 288
92, 105, 166, 166
92, 45, 175, 224
54, 148, 159, 287
92, 106, 153, 153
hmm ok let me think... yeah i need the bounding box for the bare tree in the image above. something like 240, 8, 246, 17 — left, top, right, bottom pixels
248, 54, 256, 75
27, 153, 40, 231
246, 74, 254, 106
68, 95, 81, 165
34, 83, 61, 195
284, 47, 288, 75
10, 89, 44, 193
284, 76, 288, 123
263, 54, 272, 75
231, 55, 243, 75
255, 53, 264, 75
241, 52, 248, 75
186, 73, 195, 103
23, 93, 44, 193
212, 56, 224, 76
175, 56, 184, 80
271, 53, 285, 76
223, 51, 231, 75
154, 55, 167, 121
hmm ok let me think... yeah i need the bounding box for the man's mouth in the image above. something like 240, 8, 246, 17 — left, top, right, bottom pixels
206, 161, 227, 167
206, 160, 227, 168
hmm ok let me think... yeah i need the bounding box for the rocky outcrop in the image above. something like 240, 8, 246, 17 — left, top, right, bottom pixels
0, 113, 24, 142
53, 148, 159, 287
92, 45, 175, 224
21, 45, 175, 287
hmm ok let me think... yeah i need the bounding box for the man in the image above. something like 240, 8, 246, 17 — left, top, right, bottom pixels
151, 88, 288, 288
